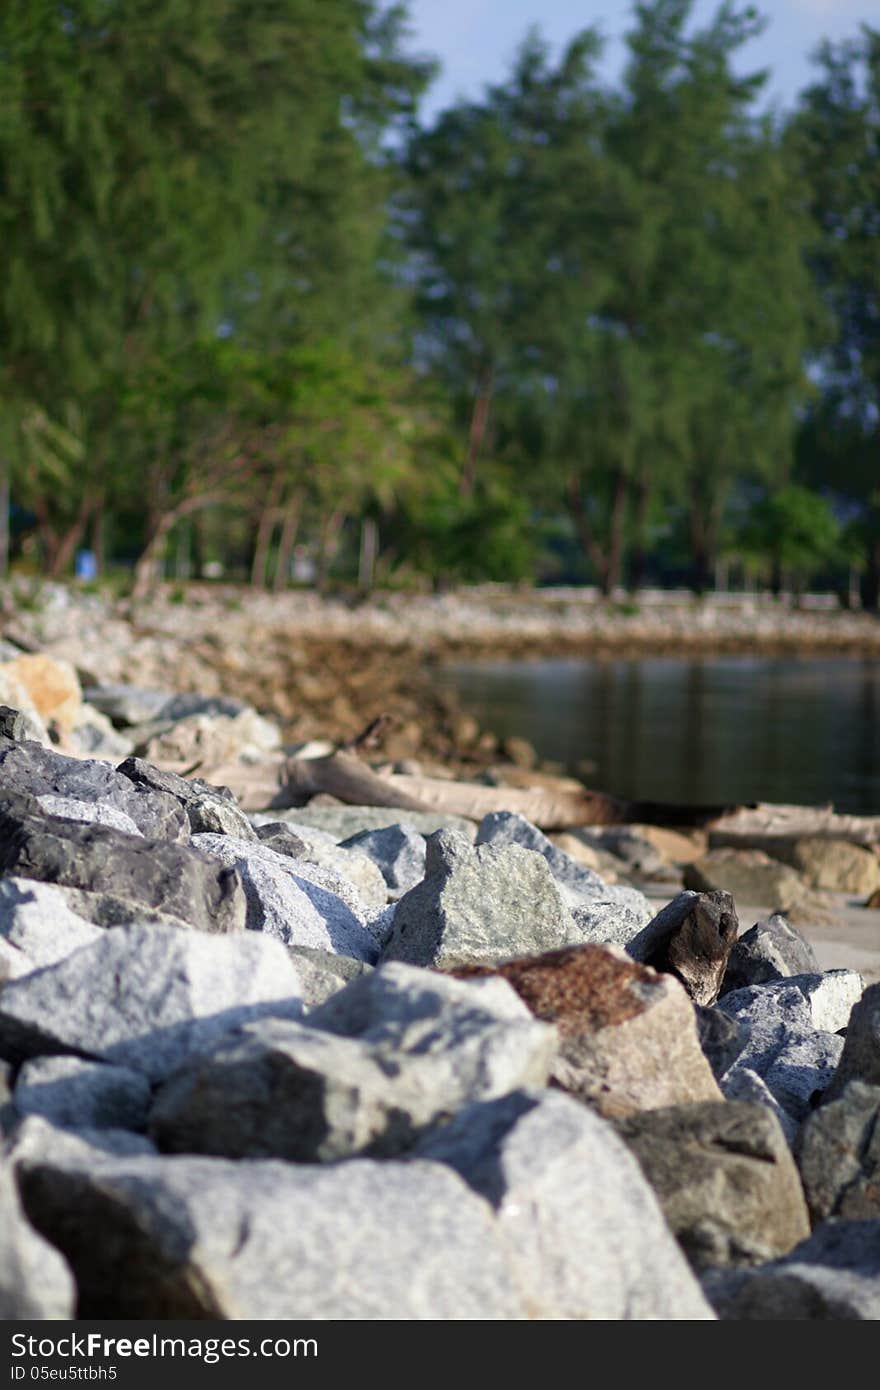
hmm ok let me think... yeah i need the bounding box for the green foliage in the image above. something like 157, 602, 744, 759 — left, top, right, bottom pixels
737, 485, 843, 585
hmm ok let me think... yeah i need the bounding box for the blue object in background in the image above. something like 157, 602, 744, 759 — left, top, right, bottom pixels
75, 549, 97, 581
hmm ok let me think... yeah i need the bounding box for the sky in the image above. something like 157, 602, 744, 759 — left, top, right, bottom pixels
404, 1, 874, 122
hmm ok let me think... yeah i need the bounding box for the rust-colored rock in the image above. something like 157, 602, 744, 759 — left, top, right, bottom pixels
453, 943, 722, 1119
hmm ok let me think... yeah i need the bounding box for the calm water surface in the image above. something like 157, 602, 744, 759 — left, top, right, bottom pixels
438, 656, 880, 814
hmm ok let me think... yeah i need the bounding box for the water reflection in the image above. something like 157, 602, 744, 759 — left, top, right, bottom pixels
439, 656, 880, 814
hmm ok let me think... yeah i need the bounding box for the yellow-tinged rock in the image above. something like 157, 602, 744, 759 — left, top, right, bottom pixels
1, 655, 82, 733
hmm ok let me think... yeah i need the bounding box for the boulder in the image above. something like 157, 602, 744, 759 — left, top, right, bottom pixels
718, 982, 846, 1124
474, 811, 606, 902
453, 943, 722, 1119
684, 849, 807, 909
0, 878, 102, 978
255, 822, 387, 912
627, 890, 738, 1005
693, 1005, 749, 1081
703, 1222, 880, 1320
258, 804, 477, 843
615, 1101, 810, 1268
190, 833, 378, 963
6, 1114, 156, 1166
149, 971, 554, 1161
795, 1081, 880, 1222
0, 704, 50, 746
0, 654, 81, 733
116, 757, 256, 840
13, 1055, 152, 1132
340, 824, 427, 900
381, 829, 580, 969
67, 705, 133, 760
721, 914, 819, 994
286, 947, 373, 1010
16, 1152, 526, 1319
721, 1067, 799, 1144
135, 709, 280, 768
0, 1162, 75, 1318
823, 982, 880, 1102
0, 741, 189, 840
789, 837, 880, 896
81, 684, 174, 727
0, 796, 246, 937
413, 1089, 714, 1320
0, 922, 305, 1081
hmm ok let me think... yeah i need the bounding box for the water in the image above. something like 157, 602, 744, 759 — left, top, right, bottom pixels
438, 655, 880, 814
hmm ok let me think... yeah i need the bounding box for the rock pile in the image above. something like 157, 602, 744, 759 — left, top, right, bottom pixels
0, 681, 877, 1320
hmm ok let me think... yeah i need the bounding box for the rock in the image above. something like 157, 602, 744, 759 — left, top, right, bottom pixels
474, 811, 606, 902
866, 887, 880, 909
0, 704, 50, 746
340, 824, 427, 900
0, 922, 305, 1081
0, 741, 189, 841
0, 1161, 75, 1318
0, 679, 52, 744
548, 833, 622, 882
823, 982, 880, 1102
261, 804, 477, 843
82, 684, 175, 727
796, 1081, 880, 1222
453, 943, 722, 1119
136, 709, 280, 767
694, 1005, 749, 1080
615, 1101, 810, 1268
576, 826, 669, 879
6, 1114, 156, 1166
789, 837, 880, 896
68, 705, 134, 760
255, 822, 387, 912
381, 829, 580, 969
1, 654, 81, 733
0, 796, 246, 937
718, 982, 846, 1123
569, 892, 655, 950
16, 1151, 525, 1318
627, 890, 738, 1005
721, 914, 820, 994
628, 823, 708, 866
149, 971, 554, 1161
13, 1056, 152, 1132
190, 833, 378, 963
685, 849, 807, 909
413, 1089, 714, 1320
703, 1222, 880, 1320
284, 949, 371, 1009
116, 756, 257, 840
0, 878, 102, 978
721, 1068, 799, 1144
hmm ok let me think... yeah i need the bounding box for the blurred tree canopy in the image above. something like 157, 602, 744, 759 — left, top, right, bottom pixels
0, 1, 877, 603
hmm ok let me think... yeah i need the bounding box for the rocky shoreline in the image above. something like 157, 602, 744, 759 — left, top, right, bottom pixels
0, 607, 879, 1320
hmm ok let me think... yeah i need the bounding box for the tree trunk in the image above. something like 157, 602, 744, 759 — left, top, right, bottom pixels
273, 496, 303, 593
861, 533, 880, 613
358, 516, 379, 595
250, 480, 283, 588
316, 507, 346, 593
628, 475, 650, 593
462, 369, 493, 498
603, 471, 628, 596
132, 495, 224, 599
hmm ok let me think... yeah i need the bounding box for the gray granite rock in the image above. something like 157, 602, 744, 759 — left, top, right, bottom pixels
0, 878, 102, 978
412, 1089, 714, 1320
703, 1222, 880, 1319
718, 982, 845, 1124
569, 893, 655, 950
0, 740, 189, 841
0, 922, 305, 1081
68, 706, 134, 760
721, 914, 820, 995
823, 982, 880, 1102
117, 757, 257, 840
340, 824, 427, 900
694, 1005, 750, 1081
190, 833, 378, 963
82, 685, 175, 727
16, 1152, 526, 1319
381, 829, 580, 969
721, 1067, 799, 1144
0, 1161, 75, 1318
475, 811, 606, 902
0, 705, 51, 746
796, 1081, 880, 1221
6, 1114, 156, 1166
149, 979, 554, 1161
14, 1056, 152, 1132
615, 1101, 810, 1268
256, 805, 477, 842
0, 795, 246, 937
254, 822, 387, 912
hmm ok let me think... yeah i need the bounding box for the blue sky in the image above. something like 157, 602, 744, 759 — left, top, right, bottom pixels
404, 1, 874, 121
